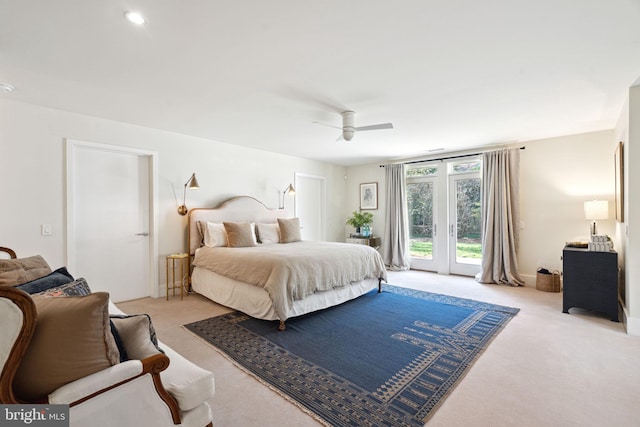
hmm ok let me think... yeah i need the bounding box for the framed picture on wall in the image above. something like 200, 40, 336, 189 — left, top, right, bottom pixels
615, 141, 624, 222
360, 182, 378, 210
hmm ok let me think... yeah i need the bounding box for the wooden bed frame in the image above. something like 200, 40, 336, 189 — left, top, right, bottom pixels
186, 196, 383, 330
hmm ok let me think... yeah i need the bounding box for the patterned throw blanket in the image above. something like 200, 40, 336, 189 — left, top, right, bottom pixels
193, 241, 387, 320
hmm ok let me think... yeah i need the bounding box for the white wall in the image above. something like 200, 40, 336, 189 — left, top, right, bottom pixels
344, 130, 617, 284
0, 99, 346, 293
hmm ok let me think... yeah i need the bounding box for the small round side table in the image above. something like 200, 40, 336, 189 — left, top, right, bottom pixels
166, 253, 189, 300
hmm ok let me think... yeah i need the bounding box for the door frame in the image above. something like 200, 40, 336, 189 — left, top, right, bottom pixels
65, 139, 160, 297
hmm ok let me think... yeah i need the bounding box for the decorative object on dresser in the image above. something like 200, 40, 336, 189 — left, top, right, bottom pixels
584, 200, 608, 235
177, 172, 200, 216
359, 182, 378, 210
345, 210, 374, 236
588, 234, 613, 252
562, 246, 618, 321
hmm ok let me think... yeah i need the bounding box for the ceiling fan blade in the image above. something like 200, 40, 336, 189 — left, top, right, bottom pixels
313, 121, 343, 130
354, 123, 394, 132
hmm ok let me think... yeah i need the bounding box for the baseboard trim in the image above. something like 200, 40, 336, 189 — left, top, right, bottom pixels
622, 306, 640, 336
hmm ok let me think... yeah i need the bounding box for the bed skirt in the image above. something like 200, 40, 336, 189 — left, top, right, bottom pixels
191, 266, 379, 321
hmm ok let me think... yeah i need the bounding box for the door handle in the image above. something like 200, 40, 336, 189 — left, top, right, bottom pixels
136, 232, 149, 236
433, 224, 436, 236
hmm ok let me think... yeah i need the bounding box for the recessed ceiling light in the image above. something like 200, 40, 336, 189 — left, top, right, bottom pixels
124, 11, 146, 25
0, 83, 15, 93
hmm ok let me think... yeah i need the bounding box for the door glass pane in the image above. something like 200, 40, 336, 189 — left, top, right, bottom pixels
455, 178, 481, 264
408, 181, 433, 260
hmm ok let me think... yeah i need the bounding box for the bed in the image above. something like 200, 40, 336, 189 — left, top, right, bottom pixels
187, 196, 387, 330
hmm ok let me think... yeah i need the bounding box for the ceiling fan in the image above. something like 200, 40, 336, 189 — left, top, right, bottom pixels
314, 111, 393, 141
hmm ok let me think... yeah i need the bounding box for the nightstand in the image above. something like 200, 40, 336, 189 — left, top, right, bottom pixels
346, 237, 381, 249
166, 253, 189, 300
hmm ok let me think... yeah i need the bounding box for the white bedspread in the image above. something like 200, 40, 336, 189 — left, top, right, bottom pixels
192, 241, 387, 320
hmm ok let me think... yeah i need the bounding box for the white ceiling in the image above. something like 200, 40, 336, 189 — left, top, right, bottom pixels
1, 1, 639, 166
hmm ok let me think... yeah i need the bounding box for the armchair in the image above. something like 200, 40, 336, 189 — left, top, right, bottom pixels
1, 247, 214, 427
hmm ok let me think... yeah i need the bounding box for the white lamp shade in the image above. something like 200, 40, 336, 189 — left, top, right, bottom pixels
584, 200, 609, 220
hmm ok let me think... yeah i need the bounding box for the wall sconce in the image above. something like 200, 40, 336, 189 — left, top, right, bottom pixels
584, 200, 608, 235
178, 173, 200, 216
280, 184, 295, 209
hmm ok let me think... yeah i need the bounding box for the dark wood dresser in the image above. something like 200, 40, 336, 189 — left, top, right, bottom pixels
562, 246, 618, 321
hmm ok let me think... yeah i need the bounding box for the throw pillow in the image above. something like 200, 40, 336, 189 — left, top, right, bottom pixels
202, 222, 228, 247
278, 218, 302, 243
0, 255, 52, 287
223, 222, 257, 248
34, 277, 91, 297
110, 314, 164, 360
13, 292, 120, 402
16, 267, 75, 294
256, 223, 280, 244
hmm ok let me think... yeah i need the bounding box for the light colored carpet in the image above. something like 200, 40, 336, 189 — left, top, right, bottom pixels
117, 271, 640, 427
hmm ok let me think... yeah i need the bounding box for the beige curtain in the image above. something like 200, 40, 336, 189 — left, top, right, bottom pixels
382, 164, 410, 270
476, 148, 525, 286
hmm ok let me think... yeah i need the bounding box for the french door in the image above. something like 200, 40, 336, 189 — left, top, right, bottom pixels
448, 171, 481, 276
407, 159, 481, 277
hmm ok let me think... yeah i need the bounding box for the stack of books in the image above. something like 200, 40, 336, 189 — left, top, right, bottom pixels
588, 234, 612, 252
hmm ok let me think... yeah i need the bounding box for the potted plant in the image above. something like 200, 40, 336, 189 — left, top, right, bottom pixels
345, 210, 374, 236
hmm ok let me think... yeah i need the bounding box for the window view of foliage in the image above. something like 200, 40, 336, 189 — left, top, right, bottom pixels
455, 178, 481, 260
451, 161, 481, 174
407, 182, 433, 259
407, 173, 482, 261
406, 166, 438, 177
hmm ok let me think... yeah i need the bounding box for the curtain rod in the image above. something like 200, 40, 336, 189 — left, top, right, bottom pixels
379, 146, 525, 167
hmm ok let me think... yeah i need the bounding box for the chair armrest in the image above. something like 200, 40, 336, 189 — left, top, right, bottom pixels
49, 353, 180, 424
48, 360, 143, 404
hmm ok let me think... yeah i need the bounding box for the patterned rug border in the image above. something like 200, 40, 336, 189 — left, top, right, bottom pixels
185, 285, 519, 426
183, 325, 332, 426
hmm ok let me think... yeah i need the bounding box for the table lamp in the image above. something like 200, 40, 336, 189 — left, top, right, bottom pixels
584, 200, 608, 235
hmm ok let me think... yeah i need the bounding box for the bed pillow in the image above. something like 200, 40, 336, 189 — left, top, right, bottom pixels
223, 222, 257, 248
110, 314, 163, 361
0, 255, 52, 287
13, 292, 120, 401
256, 223, 280, 244
15, 267, 75, 294
202, 222, 228, 247
278, 218, 302, 243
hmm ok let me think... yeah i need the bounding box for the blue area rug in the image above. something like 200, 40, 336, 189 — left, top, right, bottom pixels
185, 285, 519, 426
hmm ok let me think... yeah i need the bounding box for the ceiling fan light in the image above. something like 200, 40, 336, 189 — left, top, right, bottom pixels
124, 11, 146, 25
343, 130, 355, 141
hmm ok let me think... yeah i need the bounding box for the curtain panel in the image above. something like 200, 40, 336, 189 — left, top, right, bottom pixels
382, 164, 410, 270
477, 148, 525, 286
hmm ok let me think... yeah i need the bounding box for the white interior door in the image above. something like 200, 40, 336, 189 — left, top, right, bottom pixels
294, 173, 326, 241
67, 141, 156, 302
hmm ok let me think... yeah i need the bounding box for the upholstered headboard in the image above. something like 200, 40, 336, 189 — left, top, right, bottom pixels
187, 196, 289, 256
